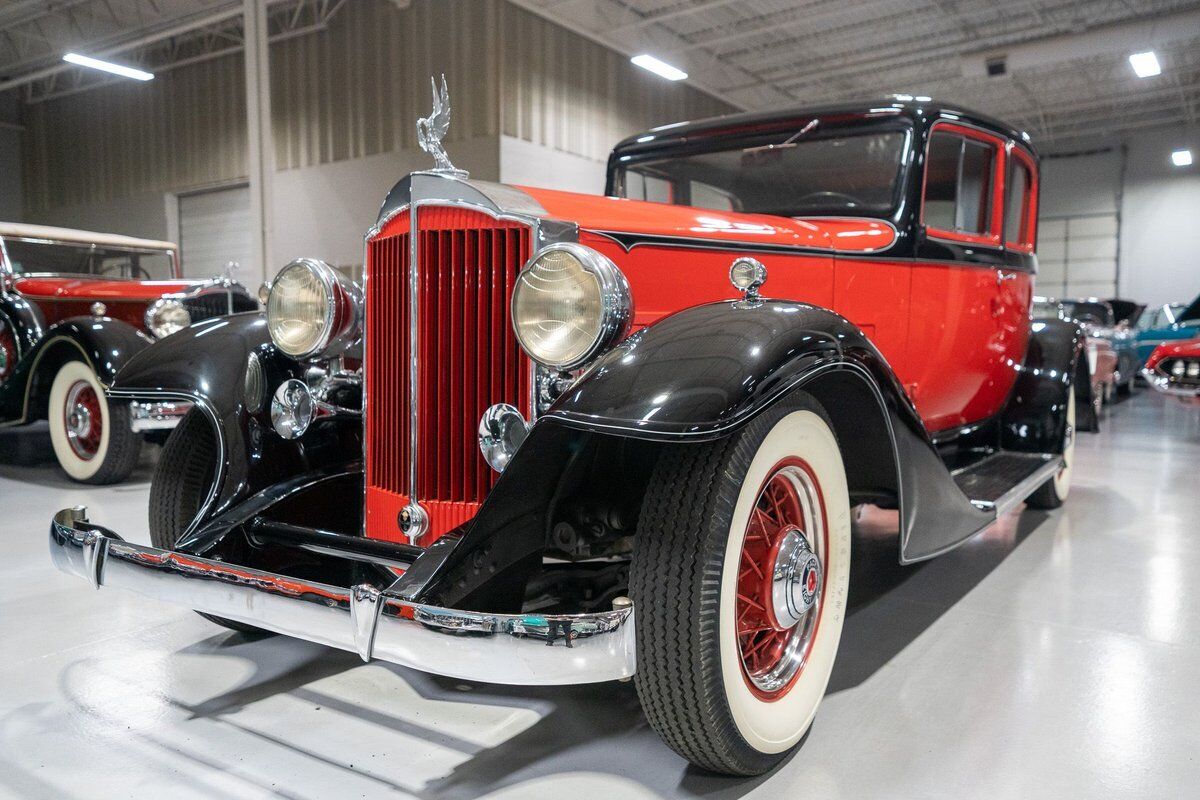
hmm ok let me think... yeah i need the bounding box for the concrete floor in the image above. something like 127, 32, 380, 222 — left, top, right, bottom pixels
1, 393, 1198, 799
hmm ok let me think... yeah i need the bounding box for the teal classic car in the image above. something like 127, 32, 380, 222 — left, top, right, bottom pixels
1136, 297, 1199, 366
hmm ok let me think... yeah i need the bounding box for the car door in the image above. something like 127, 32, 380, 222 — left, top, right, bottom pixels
904, 122, 1029, 432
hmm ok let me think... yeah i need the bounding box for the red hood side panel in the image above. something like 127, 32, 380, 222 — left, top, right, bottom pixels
518, 187, 897, 253
13, 277, 196, 300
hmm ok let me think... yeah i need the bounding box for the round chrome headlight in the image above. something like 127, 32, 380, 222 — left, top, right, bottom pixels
511, 243, 631, 370
144, 298, 191, 339
266, 258, 360, 359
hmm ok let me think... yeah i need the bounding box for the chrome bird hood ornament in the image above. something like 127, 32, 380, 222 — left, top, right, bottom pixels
417, 74, 466, 177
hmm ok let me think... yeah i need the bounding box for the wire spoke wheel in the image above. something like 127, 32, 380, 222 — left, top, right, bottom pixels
736, 460, 826, 699
63, 380, 103, 460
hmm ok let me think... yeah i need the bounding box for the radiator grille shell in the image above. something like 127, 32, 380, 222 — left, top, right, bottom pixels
364, 207, 532, 544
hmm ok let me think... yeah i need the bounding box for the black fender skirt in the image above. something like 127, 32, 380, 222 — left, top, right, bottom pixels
109, 313, 363, 545
0, 313, 151, 424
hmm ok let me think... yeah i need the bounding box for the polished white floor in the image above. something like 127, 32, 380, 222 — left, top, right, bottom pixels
1, 393, 1198, 799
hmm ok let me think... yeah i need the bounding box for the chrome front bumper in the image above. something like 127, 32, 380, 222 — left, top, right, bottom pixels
48, 508, 636, 685
129, 399, 192, 432
1141, 368, 1200, 399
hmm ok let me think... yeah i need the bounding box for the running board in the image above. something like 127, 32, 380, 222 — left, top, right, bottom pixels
952, 452, 1063, 517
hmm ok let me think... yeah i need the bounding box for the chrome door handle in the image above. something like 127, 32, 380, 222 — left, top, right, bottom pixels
996, 270, 1018, 283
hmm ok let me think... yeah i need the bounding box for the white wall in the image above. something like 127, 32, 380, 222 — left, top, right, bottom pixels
499, 136, 607, 195
1040, 125, 1200, 307
273, 136, 501, 276
1118, 127, 1200, 307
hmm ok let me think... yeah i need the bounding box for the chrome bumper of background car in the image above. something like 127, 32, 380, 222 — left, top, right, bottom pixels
1141, 368, 1200, 399
128, 399, 192, 432
48, 508, 636, 685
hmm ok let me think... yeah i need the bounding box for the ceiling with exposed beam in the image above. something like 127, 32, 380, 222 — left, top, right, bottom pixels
0, 0, 1196, 147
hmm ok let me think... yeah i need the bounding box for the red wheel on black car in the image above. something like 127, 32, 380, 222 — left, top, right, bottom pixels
630, 393, 851, 775
0, 323, 16, 382
47, 360, 141, 484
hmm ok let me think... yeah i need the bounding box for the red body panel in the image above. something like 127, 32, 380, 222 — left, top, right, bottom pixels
13, 277, 195, 328
1146, 338, 1200, 368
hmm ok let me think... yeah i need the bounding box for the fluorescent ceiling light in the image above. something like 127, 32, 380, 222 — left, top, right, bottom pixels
631, 54, 687, 81
63, 52, 154, 81
1128, 51, 1161, 78
1171, 149, 1193, 167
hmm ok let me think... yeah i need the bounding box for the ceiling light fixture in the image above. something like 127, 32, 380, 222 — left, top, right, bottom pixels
1128, 51, 1161, 78
63, 52, 154, 82
631, 54, 687, 81
1171, 149, 1193, 167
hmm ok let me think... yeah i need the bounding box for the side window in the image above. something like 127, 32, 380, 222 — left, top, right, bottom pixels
624, 170, 672, 204
1004, 156, 1034, 248
689, 180, 737, 211
923, 130, 997, 238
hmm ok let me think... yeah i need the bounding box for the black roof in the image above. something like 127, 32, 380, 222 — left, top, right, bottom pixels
611, 97, 1038, 161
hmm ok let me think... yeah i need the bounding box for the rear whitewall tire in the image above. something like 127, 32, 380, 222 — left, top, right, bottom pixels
47, 360, 141, 484
1027, 390, 1074, 509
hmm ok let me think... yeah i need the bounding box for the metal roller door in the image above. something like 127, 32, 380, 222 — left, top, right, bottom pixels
178, 186, 255, 283
1036, 212, 1118, 299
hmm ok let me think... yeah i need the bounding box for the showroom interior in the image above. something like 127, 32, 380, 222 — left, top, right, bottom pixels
0, 0, 1198, 797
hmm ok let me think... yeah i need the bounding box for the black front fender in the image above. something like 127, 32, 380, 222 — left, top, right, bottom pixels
1001, 317, 1086, 453
0, 315, 151, 424
111, 313, 362, 538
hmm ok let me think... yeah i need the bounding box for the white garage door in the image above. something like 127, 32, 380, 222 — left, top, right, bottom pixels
179, 186, 255, 284
1036, 212, 1118, 299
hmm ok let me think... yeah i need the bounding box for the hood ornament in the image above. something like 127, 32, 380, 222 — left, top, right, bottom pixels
417, 74, 466, 177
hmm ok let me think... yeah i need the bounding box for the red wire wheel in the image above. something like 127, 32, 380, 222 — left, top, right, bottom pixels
735, 457, 828, 701
63, 379, 103, 460
0, 326, 15, 382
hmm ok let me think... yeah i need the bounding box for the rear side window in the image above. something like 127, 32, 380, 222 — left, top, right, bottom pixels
1005, 157, 1034, 247
924, 131, 996, 236
624, 171, 672, 204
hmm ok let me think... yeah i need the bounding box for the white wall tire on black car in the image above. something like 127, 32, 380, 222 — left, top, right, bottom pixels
1027, 390, 1075, 509
47, 360, 141, 484
631, 393, 851, 775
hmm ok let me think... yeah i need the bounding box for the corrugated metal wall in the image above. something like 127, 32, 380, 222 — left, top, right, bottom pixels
498, 3, 733, 163
22, 0, 730, 215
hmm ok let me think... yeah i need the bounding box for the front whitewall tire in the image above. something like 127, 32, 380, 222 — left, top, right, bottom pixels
47, 360, 141, 484
719, 410, 851, 753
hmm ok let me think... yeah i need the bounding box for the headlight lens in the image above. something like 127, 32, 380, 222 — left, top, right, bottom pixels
266, 258, 360, 359
511, 244, 630, 370
145, 298, 191, 339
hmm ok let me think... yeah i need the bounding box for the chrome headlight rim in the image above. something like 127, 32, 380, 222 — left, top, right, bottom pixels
511, 242, 632, 371
144, 297, 191, 339
266, 258, 361, 360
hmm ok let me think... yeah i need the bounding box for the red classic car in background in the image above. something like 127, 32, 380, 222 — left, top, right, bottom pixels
1142, 339, 1200, 404
50, 95, 1086, 775
0, 223, 257, 482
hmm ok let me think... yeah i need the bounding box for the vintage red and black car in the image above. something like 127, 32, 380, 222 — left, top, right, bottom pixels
0, 223, 258, 482
1142, 338, 1200, 403
49, 97, 1087, 775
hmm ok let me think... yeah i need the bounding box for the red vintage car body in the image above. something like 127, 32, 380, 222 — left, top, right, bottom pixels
1143, 338, 1200, 402
12, 277, 196, 328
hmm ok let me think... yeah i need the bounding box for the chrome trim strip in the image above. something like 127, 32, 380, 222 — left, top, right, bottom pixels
1141, 367, 1200, 399
49, 508, 636, 685
129, 399, 191, 432
407, 204, 421, 540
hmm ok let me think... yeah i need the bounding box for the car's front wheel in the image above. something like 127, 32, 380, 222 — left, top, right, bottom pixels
47, 360, 141, 484
150, 408, 267, 635
630, 394, 851, 775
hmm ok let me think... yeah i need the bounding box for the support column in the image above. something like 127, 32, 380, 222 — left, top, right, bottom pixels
244, 0, 274, 282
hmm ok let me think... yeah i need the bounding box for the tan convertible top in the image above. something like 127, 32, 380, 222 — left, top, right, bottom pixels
0, 222, 178, 253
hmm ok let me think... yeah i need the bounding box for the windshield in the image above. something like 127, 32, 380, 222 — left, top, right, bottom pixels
615, 127, 909, 217
4, 238, 176, 280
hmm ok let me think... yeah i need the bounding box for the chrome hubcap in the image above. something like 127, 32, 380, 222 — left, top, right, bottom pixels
770, 528, 822, 629
63, 380, 102, 460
